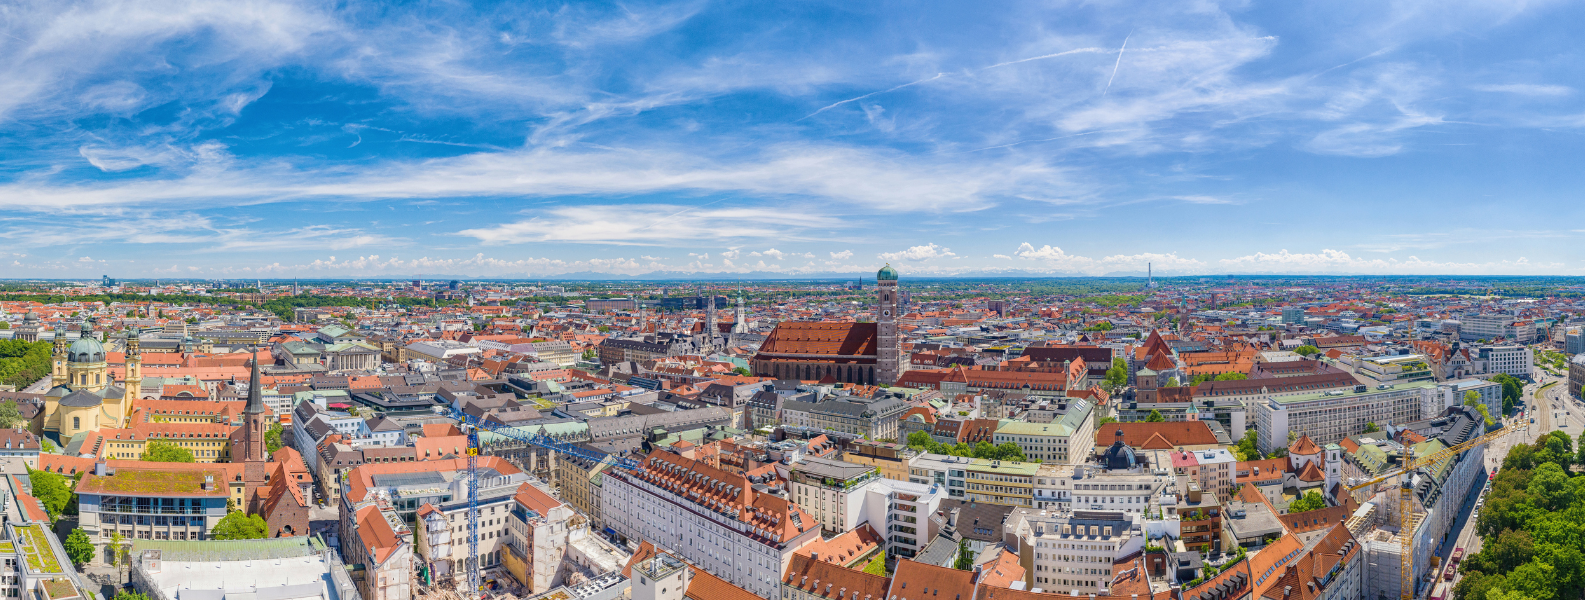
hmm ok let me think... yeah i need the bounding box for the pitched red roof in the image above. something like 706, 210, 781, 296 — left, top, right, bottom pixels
756, 322, 878, 358
1095, 422, 1220, 448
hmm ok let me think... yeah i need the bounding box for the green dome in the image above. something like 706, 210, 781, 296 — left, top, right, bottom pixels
877, 264, 899, 281
67, 335, 105, 363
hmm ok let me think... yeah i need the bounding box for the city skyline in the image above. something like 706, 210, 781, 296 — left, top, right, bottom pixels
5, 1, 1585, 277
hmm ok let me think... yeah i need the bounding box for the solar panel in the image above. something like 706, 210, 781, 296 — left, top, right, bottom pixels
372, 472, 446, 486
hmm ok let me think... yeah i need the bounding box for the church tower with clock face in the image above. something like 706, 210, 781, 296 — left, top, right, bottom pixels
876, 264, 902, 384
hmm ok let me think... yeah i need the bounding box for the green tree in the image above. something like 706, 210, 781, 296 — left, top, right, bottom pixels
113, 593, 150, 600
109, 531, 131, 583
1103, 358, 1129, 390
265, 423, 284, 453
1214, 372, 1248, 381
142, 440, 195, 463
1364, 422, 1381, 433
1162, 377, 1181, 388
954, 539, 975, 570
28, 468, 71, 518
1293, 345, 1319, 357
1145, 410, 1165, 422
731, 367, 751, 376
1098, 416, 1118, 426
1234, 430, 1262, 461
1287, 490, 1327, 513
64, 529, 94, 566
210, 511, 268, 540
41, 438, 57, 453
0, 400, 21, 428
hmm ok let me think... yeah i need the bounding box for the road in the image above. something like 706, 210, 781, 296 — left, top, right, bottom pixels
1439, 370, 1565, 593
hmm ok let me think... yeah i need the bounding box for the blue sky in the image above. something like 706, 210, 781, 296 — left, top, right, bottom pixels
4, 0, 1585, 278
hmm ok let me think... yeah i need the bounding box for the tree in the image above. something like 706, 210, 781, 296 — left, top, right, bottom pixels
1162, 377, 1181, 388
40, 439, 56, 453
731, 367, 751, 376
1103, 358, 1129, 390
1234, 430, 1262, 462
211, 511, 268, 540
0, 400, 20, 428
113, 593, 150, 600
1287, 490, 1327, 513
143, 440, 195, 463
64, 529, 94, 566
1098, 416, 1118, 426
1145, 410, 1165, 422
954, 539, 975, 570
1214, 372, 1248, 381
109, 531, 130, 583
265, 423, 284, 453
28, 468, 71, 518
1364, 422, 1381, 433
1293, 345, 1319, 357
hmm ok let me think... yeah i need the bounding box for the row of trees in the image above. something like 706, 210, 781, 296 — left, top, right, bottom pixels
906, 431, 1028, 462
0, 340, 51, 390
1490, 373, 1524, 414
1455, 430, 1585, 600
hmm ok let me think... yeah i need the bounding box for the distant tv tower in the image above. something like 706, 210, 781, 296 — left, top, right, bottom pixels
1147, 263, 1157, 288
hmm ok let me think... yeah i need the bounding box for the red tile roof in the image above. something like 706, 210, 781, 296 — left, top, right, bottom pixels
756, 322, 878, 358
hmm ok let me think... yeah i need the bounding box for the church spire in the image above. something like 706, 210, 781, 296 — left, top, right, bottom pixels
246, 347, 266, 415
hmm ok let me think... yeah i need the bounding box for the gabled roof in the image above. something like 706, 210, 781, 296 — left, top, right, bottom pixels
1289, 434, 1321, 456
887, 560, 976, 600
1095, 422, 1220, 448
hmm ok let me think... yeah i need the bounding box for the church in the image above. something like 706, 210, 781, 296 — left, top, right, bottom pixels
40, 321, 141, 443
751, 265, 907, 385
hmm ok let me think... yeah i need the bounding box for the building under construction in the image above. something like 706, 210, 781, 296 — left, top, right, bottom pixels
1343, 406, 1492, 600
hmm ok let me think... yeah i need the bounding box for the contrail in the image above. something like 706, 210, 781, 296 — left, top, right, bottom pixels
982, 47, 1111, 70
1103, 31, 1132, 97
798, 73, 946, 121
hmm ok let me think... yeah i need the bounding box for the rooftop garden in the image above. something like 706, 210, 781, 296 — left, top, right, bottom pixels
77, 469, 225, 496
17, 525, 63, 574
41, 578, 78, 600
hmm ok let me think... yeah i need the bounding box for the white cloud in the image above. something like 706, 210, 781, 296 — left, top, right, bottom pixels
456, 206, 835, 246
1010, 242, 1206, 275
1216, 248, 1564, 274
1, 143, 1052, 214
829, 250, 853, 260
879, 243, 956, 261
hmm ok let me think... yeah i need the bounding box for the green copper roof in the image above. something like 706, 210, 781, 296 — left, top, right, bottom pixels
877, 264, 899, 281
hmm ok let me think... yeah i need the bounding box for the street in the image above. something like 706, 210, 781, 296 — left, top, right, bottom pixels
1439, 370, 1567, 593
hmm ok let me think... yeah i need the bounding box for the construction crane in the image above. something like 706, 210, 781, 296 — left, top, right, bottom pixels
436, 405, 639, 598
1344, 419, 1527, 600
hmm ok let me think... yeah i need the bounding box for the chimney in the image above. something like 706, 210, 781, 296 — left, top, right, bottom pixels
203, 475, 214, 491
95, 462, 106, 476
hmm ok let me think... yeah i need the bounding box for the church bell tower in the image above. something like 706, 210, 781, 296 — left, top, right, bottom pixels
876, 264, 902, 385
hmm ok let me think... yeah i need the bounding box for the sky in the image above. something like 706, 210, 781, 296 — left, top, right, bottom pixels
4, 0, 1585, 279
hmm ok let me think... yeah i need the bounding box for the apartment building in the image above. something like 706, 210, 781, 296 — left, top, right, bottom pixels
963, 459, 1039, 507
1033, 463, 1170, 515
601, 449, 822, 598
993, 399, 1093, 464
778, 393, 909, 440
788, 457, 882, 534
1252, 382, 1434, 454
1168, 448, 1237, 500
503, 482, 578, 594
1005, 508, 1143, 594
861, 478, 944, 560
1477, 345, 1533, 378
1459, 313, 1536, 343
342, 497, 413, 600
841, 440, 916, 481
553, 451, 610, 530
344, 457, 529, 584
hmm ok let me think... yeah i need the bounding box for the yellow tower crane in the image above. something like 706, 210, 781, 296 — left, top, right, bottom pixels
1344, 421, 1527, 600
